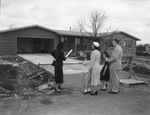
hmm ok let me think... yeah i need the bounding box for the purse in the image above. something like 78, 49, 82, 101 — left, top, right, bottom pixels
51, 60, 56, 66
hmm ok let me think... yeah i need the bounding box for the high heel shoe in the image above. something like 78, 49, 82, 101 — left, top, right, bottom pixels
90, 91, 98, 95
106, 84, 108, 88
100, 88, 106, 91
82, 91, 88, 94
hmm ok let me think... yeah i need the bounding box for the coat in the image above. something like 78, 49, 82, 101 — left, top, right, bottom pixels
51, 49, 66, 83
109, 45, 123, 70
89, 49, 101, 86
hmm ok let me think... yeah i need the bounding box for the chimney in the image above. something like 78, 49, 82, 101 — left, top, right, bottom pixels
70, 27, 71, 31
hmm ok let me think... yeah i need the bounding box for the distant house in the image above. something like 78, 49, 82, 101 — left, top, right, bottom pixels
0, 25, 140, 57
145, 44, 150, 54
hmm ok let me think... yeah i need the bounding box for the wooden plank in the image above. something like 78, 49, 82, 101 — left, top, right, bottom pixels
120, 79, 146, 87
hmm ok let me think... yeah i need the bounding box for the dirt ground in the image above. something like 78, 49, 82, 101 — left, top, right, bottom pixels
0, 73, 149, 115
0, 54, 149, 115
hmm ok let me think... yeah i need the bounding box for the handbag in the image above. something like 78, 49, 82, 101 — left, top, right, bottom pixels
51, 60, 56, 66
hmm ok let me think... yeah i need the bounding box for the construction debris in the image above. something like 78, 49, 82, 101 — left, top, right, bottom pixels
0, 55, 54, 97
36, 82, 56, 95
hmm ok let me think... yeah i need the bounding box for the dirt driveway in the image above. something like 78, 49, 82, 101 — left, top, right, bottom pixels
0, 54, 148, 115
0, 73, 149, 115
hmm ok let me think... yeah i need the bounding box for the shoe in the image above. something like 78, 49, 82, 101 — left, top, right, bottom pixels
58, 87, 63, 90
106, 84, 108, 88
90, 91, 98, 95
55, 88, 62, 92
109, 91, 118, 94
100, 89, 106, 91
87, 91, 91, 94
82, 91, 88, 94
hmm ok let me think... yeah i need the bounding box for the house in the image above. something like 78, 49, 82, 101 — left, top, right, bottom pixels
145, 44, 150, 54
0, 25, 140, 57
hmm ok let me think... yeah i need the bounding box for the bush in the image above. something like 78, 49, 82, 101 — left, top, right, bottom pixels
136, 51, 150, 56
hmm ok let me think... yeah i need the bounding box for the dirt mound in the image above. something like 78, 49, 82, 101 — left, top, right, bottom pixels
122, 63, 150, 76
0, 55, 54, 95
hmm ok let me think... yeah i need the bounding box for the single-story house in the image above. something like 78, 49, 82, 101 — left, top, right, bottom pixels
0, 25, 140, 57
145, 44, 150, 54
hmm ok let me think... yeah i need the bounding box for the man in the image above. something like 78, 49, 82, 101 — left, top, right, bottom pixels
108, 39, 123, 94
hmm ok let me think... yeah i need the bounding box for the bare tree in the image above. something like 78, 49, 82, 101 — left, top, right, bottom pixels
74, 9, 117, 54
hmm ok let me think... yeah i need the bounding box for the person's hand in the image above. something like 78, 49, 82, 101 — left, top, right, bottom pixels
103, 72, 105, 75
89, 69, 92, 73
105, 58, 109, 62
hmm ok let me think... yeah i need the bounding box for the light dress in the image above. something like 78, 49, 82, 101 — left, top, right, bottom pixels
89, 50, 101, 86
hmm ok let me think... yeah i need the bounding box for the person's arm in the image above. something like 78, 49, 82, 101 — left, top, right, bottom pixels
51, 50, 55, 58
60, 51, 66, 61
89, 51, 95, 70
103, 64, 107, 75
108, 49, 120, 64
83, 60, 90, 66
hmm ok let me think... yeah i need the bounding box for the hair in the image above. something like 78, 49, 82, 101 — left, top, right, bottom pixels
94, 45, 99, 50
103, 52, 109, 58
85, 52, 91, 60
56, 42, 64, 50
113, 39, 120, 44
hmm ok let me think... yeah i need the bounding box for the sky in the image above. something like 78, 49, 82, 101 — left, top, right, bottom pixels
0, 0, 150, 44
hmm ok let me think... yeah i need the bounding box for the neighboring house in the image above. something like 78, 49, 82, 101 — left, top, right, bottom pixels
0, 25, 140, 57
145, 44, 150, 54
104, 32, 141, 57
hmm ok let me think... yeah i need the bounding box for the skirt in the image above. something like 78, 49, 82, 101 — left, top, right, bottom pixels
91, 68, 101, 86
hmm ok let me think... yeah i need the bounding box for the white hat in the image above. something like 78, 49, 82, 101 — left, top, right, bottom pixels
93, 42, 99, 47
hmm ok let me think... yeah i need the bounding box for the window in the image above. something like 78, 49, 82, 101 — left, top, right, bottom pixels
76, 37, 81, 45
124, 40, 133, 48
82, 38, 88, 45
61, 37, 68, 44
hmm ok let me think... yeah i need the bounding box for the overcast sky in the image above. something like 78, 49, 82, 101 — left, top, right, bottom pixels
0, 0, 149, 44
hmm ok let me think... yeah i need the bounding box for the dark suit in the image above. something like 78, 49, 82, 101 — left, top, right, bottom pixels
51, 49, 66, 83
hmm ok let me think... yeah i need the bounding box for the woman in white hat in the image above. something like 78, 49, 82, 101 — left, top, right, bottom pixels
89, 42, 101, 95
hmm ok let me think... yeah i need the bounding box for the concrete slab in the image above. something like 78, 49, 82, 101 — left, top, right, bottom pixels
120, 79, 146, 87
19, 54, 83, 65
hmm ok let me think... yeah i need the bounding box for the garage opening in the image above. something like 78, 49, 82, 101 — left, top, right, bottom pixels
17, 37, 54, 53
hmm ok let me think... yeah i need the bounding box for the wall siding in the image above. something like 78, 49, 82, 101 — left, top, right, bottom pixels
0, 27, 59, 55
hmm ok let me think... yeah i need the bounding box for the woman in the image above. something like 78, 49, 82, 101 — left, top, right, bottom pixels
51, 42, 66, 91
89, 42, 101, 95
100, 52, 110, 91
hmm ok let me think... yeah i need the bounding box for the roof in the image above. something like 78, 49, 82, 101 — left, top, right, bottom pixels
0, 25, 140, 41
104, 31, 141, 41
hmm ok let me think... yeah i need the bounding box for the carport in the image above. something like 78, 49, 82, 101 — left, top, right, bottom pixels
17, 37, 54, 53
0, 25, 60, 55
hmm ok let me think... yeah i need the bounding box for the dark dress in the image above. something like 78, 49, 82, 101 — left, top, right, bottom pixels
51, 49, 66, 83
100, 61, 110, 82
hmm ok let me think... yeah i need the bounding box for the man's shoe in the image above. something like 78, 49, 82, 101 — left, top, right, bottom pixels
90, 91, 98, 95
109, 91, 118, 94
